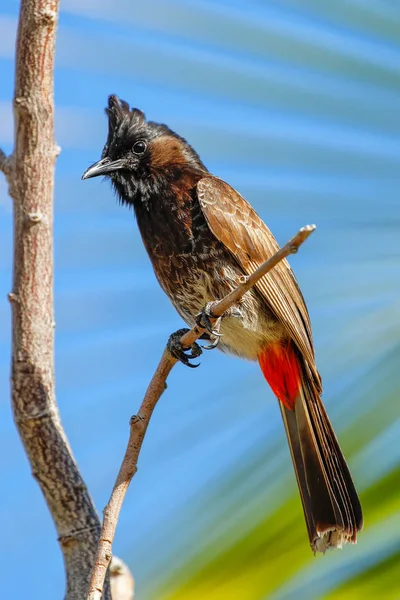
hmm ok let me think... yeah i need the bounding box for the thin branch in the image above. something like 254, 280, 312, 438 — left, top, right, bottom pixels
87, 224, 316, 600
1, 1, 111, 598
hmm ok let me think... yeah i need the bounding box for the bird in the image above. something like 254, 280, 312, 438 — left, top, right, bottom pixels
82, 95, 363, 553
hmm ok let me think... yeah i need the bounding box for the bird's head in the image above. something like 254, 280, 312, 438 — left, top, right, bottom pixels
82, 95, 206, 206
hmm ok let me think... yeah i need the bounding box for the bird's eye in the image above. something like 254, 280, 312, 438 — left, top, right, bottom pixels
133, 140, 147, 155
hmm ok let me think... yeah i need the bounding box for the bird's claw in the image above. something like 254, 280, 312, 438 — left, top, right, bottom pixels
167, 328, 202, 368
196, 302, 223, 350
202, 336, 221, 350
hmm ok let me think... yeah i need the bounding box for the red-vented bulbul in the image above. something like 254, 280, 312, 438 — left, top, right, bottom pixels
82, 95, 363, 553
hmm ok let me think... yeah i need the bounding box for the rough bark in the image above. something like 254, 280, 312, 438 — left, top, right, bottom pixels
1, 1, 111, 598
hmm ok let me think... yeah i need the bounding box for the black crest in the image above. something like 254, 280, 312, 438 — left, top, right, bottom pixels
102, 95, 146, 158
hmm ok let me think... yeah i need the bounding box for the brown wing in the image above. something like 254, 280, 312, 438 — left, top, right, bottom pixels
197, 176, 321, 389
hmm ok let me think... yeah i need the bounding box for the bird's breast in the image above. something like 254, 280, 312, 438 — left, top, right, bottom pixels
134, 186, 284, 359
152, 250, 284, 361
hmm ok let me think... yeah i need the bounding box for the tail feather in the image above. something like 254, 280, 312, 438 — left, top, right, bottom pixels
259, 343, 363, 552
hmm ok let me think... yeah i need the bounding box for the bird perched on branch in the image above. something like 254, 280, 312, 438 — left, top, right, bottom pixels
82, 95, 363, 553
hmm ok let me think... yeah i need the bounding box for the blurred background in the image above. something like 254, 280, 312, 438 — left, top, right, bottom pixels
1, 1, 400, 598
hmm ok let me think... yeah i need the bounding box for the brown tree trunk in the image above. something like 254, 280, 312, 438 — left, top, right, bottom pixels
0, 1, 112, 598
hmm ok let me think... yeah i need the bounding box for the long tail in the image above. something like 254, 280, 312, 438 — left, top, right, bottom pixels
258, 341, 363, 553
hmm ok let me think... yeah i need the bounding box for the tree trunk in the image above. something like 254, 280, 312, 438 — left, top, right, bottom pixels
1, 1, 112, 598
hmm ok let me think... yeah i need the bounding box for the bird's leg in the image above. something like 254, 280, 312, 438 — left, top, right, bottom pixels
196, 302, 242, 350
167, 328, 202, 368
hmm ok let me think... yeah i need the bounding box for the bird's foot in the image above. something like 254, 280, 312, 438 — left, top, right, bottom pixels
167, 328, 202, 368
202, 303, 243, 350
196, 302, 242, 350
195, 302, 223, 350
196, 301, 243, 350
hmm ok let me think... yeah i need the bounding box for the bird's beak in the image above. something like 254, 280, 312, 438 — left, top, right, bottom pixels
81, 157, 126, 180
